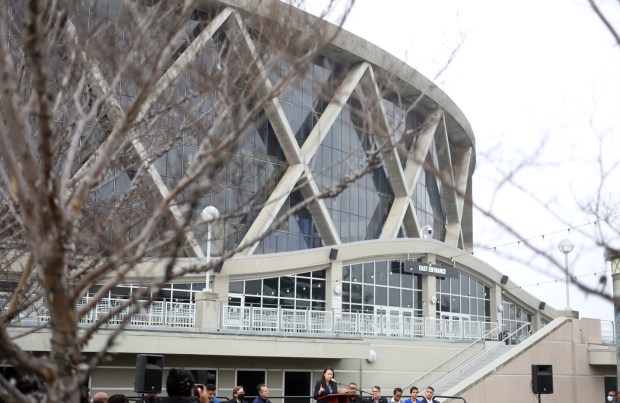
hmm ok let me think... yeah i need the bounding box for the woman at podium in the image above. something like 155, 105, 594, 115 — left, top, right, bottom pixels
313, 368, 339, 399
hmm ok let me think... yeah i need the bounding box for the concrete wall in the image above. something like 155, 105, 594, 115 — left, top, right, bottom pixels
451, 318, 615, 402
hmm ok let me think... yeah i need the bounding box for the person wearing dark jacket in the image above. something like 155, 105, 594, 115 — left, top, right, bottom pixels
252, 384, 271, 403
419, 387, 439, 403
363, 386, 388, 403
313, 368, 339, 400
160, 368, 207, 403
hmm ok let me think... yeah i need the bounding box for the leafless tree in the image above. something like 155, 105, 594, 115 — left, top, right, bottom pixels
0, 0, 360, 401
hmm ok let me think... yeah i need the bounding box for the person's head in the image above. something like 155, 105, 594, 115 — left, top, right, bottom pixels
409, 387, 418, 399
108, 394, 128, 403
347, 383, 358, 396
92, 392, 109, 403
424, 387, 434, 400
372, 386, 381, 399
257, 384, 269, 399
206, 384, 217, 400
616, 391, 620, 401
321, 368, 335, 383
233, 386, 245, 399
166, 368, 195, 397
392, 388, 402, 401
609, 391, 618, 402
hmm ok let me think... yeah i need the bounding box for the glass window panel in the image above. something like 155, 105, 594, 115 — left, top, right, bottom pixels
389, 261, 401, 287
343, 266, 351, 281
352, 264, 362, 282
402, 270, 413, 289
312, 279, 325, 301
313, 270, 326, 279
245, 279, 261, 296
363, 263, 374, 284
342, 282, 350, 303
280, 277, 295, 298
296, 299, 310, 309
263, 278, 278, 297
477, 300, 484, 316
450, 296, 460, 313
460, 274, 469, 295
363, 284, 374, 305
245, 296, 261, 307
485, 299, 490, 317
470, 299, 478, 316
440, 295, 450, 312
263, 298, 278, 308
375, 286, 387, 306
375, 261, 387, 285
402, 290, 413, 309
388, 288, 399, 307
280, 298, 295, 309
351, 284, 362, 304
461, 297, 470, 314
450, 276, 460, 294
296, 277, 311, 299
439, 277, 450, 293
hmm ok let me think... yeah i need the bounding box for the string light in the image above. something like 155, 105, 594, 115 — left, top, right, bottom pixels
505, 269, 610, 291
448, 215, 619, 261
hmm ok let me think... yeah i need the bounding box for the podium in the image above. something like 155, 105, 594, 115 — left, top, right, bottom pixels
317, 394, 351, 403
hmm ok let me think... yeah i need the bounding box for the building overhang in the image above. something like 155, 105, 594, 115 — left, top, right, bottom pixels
8, 327, 371, 359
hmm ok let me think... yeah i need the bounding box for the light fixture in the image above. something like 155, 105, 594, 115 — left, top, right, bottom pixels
201, 205, 219, 292
367, 350, 377, 363
334, 284, 342, 295
430, 295, 437, 305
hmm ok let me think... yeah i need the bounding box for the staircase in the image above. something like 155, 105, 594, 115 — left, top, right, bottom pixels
431, 341, 514, 392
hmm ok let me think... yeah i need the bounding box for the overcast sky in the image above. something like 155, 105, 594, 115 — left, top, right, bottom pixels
301, 0, 620, 321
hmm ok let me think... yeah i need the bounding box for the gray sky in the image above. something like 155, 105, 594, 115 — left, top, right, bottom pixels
302, 0, 620, 321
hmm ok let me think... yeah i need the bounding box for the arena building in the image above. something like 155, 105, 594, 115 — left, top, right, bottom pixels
3, 0, 617, 401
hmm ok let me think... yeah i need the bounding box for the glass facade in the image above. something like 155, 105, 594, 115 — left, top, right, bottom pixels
342, 260, 423, 316
435, 273, 490, 322
22, 0, 455, 259
501, 298, 533, 335
228, 270, 327, 310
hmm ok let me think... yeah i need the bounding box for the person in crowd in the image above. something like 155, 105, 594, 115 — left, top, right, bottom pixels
93, 392, 110, 403
389, 388, 402, 403
252, 384, 271, 403
609, 390, 617, 402
346, 382, 362, 403
403, 387, 419, 403
109, 394, 129, 403
364, 386, 387, 403
143, 393, 161, 403
206, 384, 220, 403
160, 368, 207, 403
419, 387, 438, 403
313, 368, 339, 399
230, 386, 246, 403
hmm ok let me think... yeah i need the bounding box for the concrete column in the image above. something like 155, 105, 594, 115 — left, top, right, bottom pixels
327, 259, 343, 312
606, 248, 620, 389
490, 284, 503, 332
195, 291, 220, 331
422, 254, 437, 336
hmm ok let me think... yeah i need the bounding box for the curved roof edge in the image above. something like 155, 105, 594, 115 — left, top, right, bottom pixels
210, 0, 476, 164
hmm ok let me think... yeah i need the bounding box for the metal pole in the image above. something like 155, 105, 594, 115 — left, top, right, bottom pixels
204, 224, 212, 291
564, 253, 570, 309
606, 248, 620, 391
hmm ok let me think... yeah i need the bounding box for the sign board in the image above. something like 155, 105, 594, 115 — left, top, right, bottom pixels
404, 260, 458, 279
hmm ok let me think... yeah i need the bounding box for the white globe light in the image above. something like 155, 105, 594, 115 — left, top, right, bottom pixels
201, 205, 219, 221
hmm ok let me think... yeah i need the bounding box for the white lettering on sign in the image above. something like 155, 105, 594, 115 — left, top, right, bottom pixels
418, 264, 447, 275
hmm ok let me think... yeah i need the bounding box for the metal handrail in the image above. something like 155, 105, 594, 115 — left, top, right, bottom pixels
402, 323, 502, 391
430, 322, 530, 389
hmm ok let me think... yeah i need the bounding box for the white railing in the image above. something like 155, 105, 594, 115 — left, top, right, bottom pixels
601, 320, 615, 345
220, 305, 497, 340
2, 293, 195, 329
